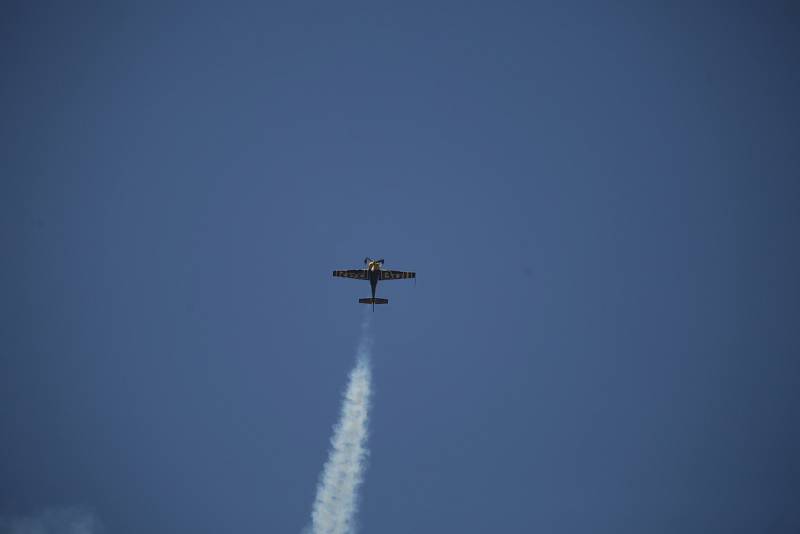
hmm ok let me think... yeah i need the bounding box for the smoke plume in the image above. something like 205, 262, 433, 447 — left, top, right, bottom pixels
0, 507, 102, 534
309, 318, 373, 534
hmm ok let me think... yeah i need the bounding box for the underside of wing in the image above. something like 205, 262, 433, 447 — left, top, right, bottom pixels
380, 270, 416, 280
332, 269, 368, 280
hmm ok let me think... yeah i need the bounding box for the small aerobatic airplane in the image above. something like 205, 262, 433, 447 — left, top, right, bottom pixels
333, 257, 416, 310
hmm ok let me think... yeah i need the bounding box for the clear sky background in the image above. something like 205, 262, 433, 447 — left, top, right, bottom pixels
2, 3, 799, 533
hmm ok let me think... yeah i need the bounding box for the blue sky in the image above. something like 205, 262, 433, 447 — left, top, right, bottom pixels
2, 3, 799, 533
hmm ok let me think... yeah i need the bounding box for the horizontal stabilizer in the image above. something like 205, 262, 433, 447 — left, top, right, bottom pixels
359, 298, 388, 305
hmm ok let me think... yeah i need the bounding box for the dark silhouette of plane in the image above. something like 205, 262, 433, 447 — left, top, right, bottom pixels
332, 257, 415, 311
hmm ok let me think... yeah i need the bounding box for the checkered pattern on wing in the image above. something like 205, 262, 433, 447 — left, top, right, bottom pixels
380, 270, 416, 280
332, 269, 368, 280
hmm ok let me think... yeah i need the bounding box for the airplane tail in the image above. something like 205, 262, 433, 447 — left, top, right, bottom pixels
358, 298, 388, 305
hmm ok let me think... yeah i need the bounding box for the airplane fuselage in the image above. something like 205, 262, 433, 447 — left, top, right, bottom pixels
367, 261, 381, 299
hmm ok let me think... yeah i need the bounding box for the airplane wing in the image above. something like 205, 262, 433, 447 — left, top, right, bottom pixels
380, 270, 416, 280
332, 269, 368, 280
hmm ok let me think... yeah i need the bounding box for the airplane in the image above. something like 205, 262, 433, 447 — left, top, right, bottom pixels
332, 257, 416, 310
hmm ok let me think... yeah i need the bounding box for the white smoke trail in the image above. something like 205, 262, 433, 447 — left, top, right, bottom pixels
309, 317, 373, 534
0, 507, 103, 534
